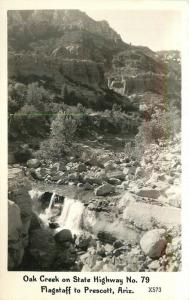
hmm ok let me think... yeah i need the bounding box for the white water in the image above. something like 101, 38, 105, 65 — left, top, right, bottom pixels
38, 193, 85, 234
39, 192, 56, 226
56, 198, 84, 234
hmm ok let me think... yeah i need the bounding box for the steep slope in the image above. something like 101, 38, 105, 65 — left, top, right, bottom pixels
8, 10, 181, 112
8, 10, 130, 110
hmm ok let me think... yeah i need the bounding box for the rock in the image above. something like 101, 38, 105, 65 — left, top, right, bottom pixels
123, 166, 136, 176
29, 212, 42, 231
83, 182, 93, 190
108, 178, 121, 185
8, 200, 22, 241
118, 191, 136, 209
165, 186, 181, 208
57, 179, 65, 185
29, 229, 56, 270
106, 170, 125, 181
92, 260, 105, 271
35, 168, 45, 180
97, 231, 116, 244
123, 202, 180, 230
135, 167, 145, 178
77, 163, 87, 172
123, 167, 130, 175
104, 160, 117, 171
140, 229, 167, 258
148, 260, 160, 270
81, 264, 92, 271
104, 244, 114, 253
77, 182, 84, 188
68, 172, 79, 182
54, 243, 76, 269
96, 242, 106, 256
30, 168, 43, 180
95, 183, 115, 196
102, 263, 117, 271
52, 162, 66, 172
8, 200, 24, 270
167, 262, 179, 272
27, 158, 40, 169
54, 229, 73, 244
87, 203, 96, 210
113, 240, 124, 248
137, 188, 160, 199
75, 233, 92, 250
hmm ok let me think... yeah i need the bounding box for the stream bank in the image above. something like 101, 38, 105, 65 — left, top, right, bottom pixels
8, 134, 181, 272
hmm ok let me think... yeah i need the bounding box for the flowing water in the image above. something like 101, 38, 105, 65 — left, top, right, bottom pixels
38, 192, 84, 234
56, 198, 84, 234
30, 188, 139, 243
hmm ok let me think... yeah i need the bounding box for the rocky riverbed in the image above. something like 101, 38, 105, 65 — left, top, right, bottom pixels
8, 133, 181, 272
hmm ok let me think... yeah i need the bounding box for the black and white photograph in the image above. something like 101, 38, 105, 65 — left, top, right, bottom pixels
7, 8, 182, 273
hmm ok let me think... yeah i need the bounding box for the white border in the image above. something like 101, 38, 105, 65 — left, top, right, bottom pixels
0, 1, 189, 300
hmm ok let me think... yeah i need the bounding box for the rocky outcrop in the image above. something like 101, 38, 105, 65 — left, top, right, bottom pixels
8, 167, 33, 269
140, 229, 167, 258
94, 183, 115, 196
8, 200, 24, 270
28, 228, 57, 270
27, 158, 41, 168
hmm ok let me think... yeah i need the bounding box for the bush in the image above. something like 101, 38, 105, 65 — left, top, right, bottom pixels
136, 109, 180, 145
125, 109, 181, 160
37, 110, 78, 160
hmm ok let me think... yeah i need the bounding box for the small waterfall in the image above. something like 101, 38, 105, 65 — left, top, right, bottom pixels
39, 192, 56, 227
36, 192, 85, 233
57, 198, 84, 234
46, 192, 56, 214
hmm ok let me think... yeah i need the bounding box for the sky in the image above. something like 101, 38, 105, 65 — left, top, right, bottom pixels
85, 10, 181, 51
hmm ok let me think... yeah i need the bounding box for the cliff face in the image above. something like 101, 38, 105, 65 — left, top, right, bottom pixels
8, 10, 180, 110
9, 55, 106, 89
8, 10, 130, 110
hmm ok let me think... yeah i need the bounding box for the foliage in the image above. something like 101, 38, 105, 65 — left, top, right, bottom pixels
136, 109, 180, 145
125, 108, 181, 160
37, 110, 79, 160
26, 82, 51, 110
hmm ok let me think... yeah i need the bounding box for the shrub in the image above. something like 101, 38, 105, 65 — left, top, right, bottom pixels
125, 108, 181, 160
136, 109, 180, 145
37, 110, 78, 160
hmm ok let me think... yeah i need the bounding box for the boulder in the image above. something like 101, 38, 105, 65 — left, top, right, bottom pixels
118, 191, 136, 209
27, 158, 40, 169
123, 202, 180, 230
106, 170, 125, 181
104, 244, 114, 253
54, 229, 73, 244
54, 243, 77, 269
8, 200, 24, 270
135, 167, 145, 178
75, 233, 93, 250
29, 229, 56, 270
95, 183, 115, 196
148, 260, 160, 270
165, 185, 181, 208
140, 229, 167, 258
8, 200, 22, 241
104, 160, 117, 171
137, 188, 160, 199
108, 178, 121, 185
